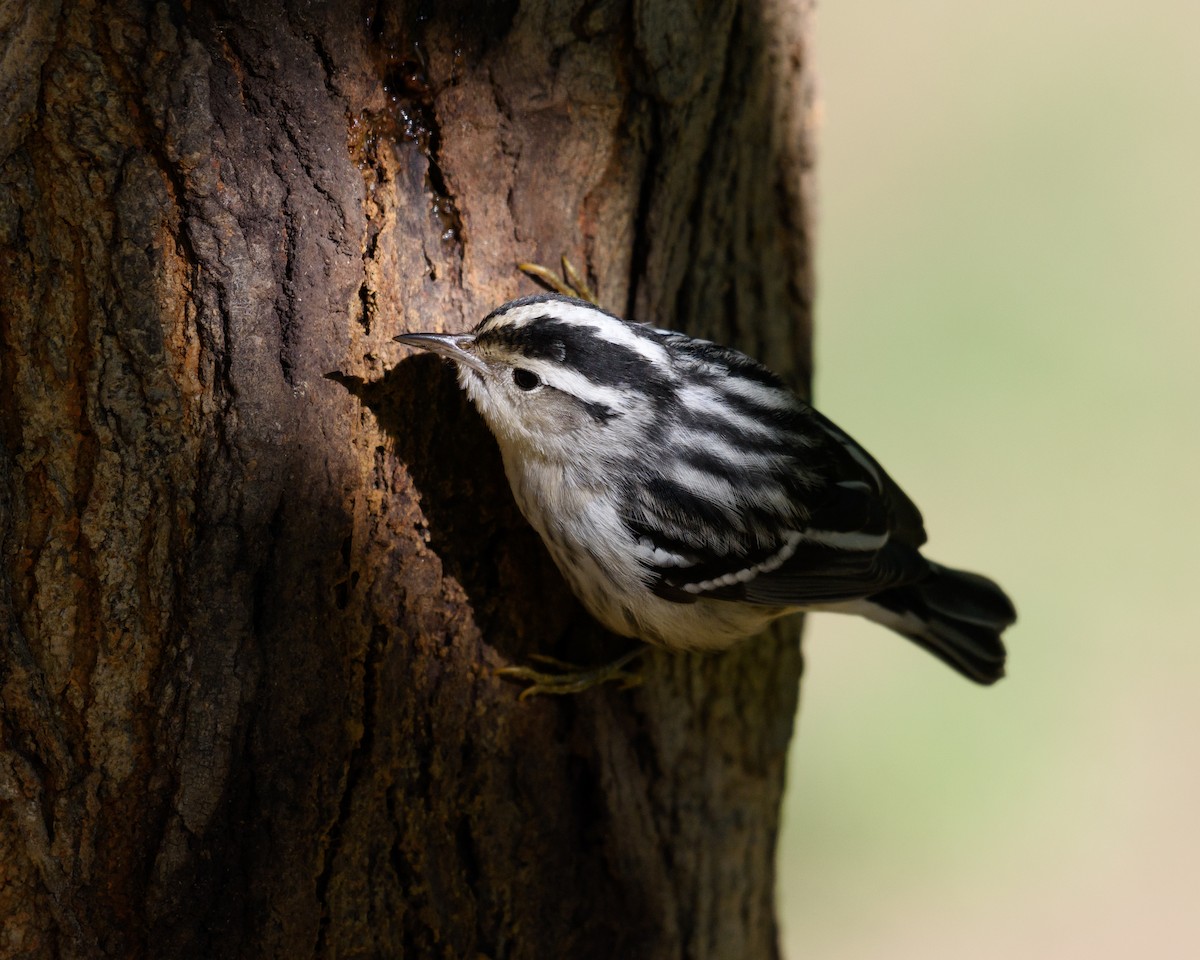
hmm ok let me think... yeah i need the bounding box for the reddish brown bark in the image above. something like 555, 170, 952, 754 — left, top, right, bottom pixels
0, 1, 815, 957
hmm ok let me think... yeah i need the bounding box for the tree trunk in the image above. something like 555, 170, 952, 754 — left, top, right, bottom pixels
0, 1, 815, 957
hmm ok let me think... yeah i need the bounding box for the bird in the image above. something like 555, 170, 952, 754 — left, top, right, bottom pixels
394, 285, 1015, 693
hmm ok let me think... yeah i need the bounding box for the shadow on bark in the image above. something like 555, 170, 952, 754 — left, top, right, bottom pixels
0, 0, 812, 956
326, 357, 630, 668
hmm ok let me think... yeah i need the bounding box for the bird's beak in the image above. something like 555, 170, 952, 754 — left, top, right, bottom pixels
393, 332, 488, 376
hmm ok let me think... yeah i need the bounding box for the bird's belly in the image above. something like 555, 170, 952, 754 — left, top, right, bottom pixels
546, 537, 789, 650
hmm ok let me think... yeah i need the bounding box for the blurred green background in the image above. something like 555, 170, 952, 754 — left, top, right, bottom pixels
775, 0, 1200, 956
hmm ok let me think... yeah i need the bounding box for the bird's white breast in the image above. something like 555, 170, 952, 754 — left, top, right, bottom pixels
497, 444, 789, 651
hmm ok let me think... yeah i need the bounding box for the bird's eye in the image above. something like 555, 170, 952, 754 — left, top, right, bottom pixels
512, 368, 541, 391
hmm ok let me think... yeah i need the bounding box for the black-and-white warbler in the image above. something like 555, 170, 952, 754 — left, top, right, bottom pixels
395, 293, 1015, 686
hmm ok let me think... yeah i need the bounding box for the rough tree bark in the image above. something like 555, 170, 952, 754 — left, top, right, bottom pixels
0, 1, 816, 957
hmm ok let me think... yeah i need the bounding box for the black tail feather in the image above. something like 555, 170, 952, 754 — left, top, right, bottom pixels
863, 562, 1016, 685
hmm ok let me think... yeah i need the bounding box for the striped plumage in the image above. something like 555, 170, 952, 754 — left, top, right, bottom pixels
395, 294, 1016, 684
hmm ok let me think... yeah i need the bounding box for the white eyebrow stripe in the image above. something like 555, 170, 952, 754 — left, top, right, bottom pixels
576, 317, 671, 365
493, 300, 671, 365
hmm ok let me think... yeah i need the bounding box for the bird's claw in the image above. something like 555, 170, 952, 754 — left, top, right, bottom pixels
517, 255, 598, 305
495, 648, 645, 700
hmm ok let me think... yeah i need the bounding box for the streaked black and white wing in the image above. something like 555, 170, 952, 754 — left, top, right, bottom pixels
621, 331, 930, 608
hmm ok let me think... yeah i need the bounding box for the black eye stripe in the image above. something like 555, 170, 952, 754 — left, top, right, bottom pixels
482, 317, 674, 399
512, 367, 541, 391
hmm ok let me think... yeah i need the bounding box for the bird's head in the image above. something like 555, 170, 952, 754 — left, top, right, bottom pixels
395, 295, 677, 463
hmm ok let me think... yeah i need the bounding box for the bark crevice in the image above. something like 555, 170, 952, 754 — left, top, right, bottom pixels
1, 2, 815, 957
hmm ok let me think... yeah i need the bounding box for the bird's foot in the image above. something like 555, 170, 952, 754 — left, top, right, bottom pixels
495, 648, 645, 700
517, 255, 598, 305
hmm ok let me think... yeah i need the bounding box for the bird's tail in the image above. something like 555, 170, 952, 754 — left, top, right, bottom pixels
847, 562, 1016, 684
